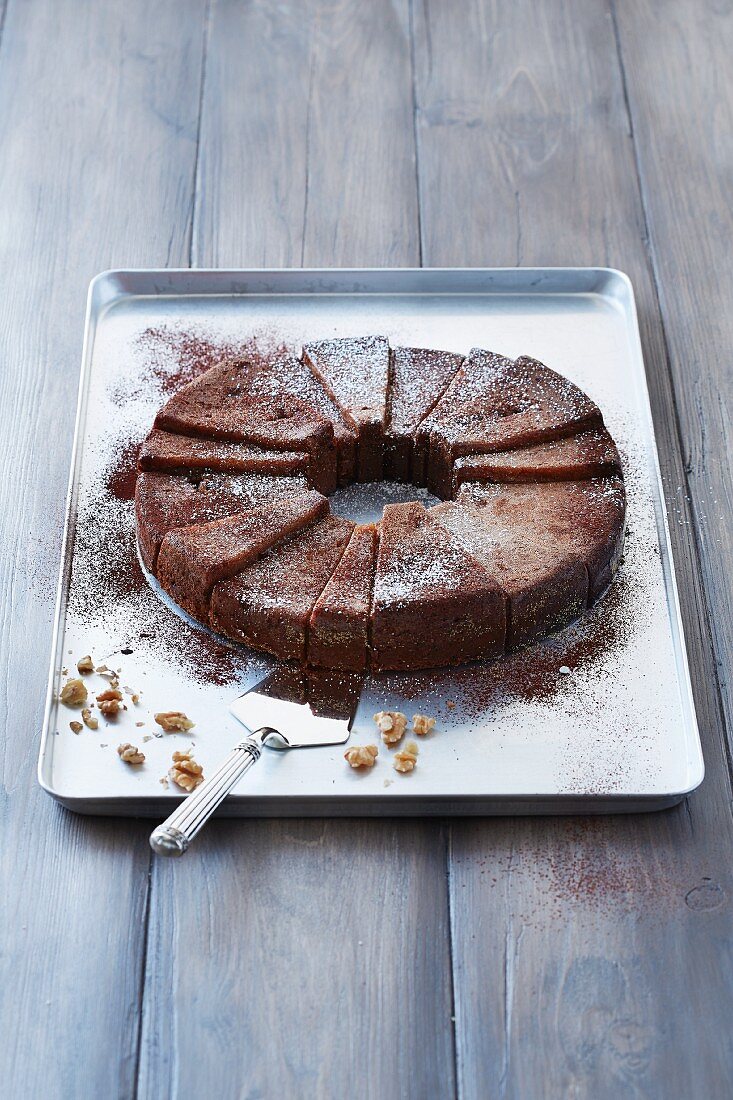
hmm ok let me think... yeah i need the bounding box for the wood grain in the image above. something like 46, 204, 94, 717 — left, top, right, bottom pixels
614, 0, 733, 744
412, 0, 733, 1095
194, 0, 420, 268
0, 1, 207, 1096
137, 3, 455, 1099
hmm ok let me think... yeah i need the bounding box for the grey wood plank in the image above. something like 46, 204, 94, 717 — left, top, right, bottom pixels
193, 0, 421, 267
138, 3, 454, 1099
614, 0, 733, 751
412, 1, 733, 1096
0, 1, 206, 1096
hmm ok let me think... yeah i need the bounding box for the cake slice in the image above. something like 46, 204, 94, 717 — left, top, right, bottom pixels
245, 353, 358, 485
452, 426, 621, 491
440, 477, 625, 646
371, 502, 506, 671
135, 471, 308, 572
210, 516, 355, 662
138, 428, 310, 478
154, 359, 337, 493
156, 489, 329, 621
419, 350, 602, 495
308, 524, 377, 671
384, 346, 464, 481
302, 336, 390, 481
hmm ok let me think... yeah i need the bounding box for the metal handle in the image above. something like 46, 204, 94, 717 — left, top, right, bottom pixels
150, 729, 273, 856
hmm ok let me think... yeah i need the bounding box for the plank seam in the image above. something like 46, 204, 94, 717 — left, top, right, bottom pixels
0, 0, 10, 65
445, 820, 461, 1100
609, 0, 733, 791
408, 0, 424, 266
189, 0, 213, 268
132, 855, 154, 1100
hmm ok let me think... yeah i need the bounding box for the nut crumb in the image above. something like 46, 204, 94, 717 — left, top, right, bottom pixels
446, 700, 456, 710
344, 744, 379, 769
135, 721, 145, 727
155, 711, 195, 733
169, 750, 204, 791
394, 741, 419, 774
117, 742, 145, 765
159, 776, 169, 788
76, 655, 94, 675
142, 735, 153, 743
69, 721, 82, 734
373, 710, 407, 744
97, 688, 123, 716
81, 707, 99, 730
130, 693, 140, 704
412, 714, 436, 736
60, 678, 87, 707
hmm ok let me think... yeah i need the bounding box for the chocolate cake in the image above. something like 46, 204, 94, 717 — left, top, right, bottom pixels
452, 426, 621, 490
302, 336, 390, 481
137, 337, 626, 671
308, 523, 377, 671
156, 489, 328, 621
371, 502, 506, 671
139, 428, 310, 478
385, 346, 464, 482
135, 470, 309, 572
155, 359, 337, 493
210, 515, 354, 663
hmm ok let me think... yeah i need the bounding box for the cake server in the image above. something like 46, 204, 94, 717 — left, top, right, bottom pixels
149, 671, 358, 857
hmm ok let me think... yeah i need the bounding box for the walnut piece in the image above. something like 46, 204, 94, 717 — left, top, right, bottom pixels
81, 707, 98, 731
76, 655, 94, 675
117, 742, 145, 765
344, 744, 379, 769
373, 710, 407, 745
60, 678, 87, 707
169, 750, 204, 791
69, 721, 82, 734
97, 688, 123, 716
155, 711, 195, 733
412, 714, 436, 736
394, 741, 419, 774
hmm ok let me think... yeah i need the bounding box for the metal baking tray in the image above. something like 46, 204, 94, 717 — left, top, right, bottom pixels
39, 268, 703, 816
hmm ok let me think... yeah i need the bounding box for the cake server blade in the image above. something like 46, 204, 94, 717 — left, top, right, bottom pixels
150, 669, 361, 857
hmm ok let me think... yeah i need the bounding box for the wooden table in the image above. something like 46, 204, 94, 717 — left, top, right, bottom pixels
2, 2, 731, 1096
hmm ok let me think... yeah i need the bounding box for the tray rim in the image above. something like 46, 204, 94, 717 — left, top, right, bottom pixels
38, 265, 704, 815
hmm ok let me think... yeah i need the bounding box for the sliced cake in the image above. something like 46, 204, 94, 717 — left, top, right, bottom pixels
420, 350, 602, 495
452, 426, 621, 491
244, 353, 358, 485
302, 335, 390, 481
138, 428, 310, 478
210, 516, 355, 663
371, 502, 506, 671
384, 346, 464, 482
156, 489, 329, 621
135, 471, 308, 572
154, 359, 337, 493
308, 523, 377, 671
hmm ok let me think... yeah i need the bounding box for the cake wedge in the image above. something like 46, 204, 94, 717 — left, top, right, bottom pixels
371, 502, 506, 671
308, 523, 377, 671
384, 346, 464, 482
156, 489, 329, 621
452, 426, 621, 491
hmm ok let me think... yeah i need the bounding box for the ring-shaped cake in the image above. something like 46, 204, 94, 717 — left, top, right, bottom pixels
135, 337, 625, 671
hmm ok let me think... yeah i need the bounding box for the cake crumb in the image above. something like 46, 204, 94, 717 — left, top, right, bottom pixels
344, 744, 379, 769
446, 700, 456, 710
69, 721, 82, 734
413, 714, 436, 736
76, 655, 94, 675
117, 743, 145, 765
394, 741, 419, 773
169, 750, 204, 791
60, 678, 87, 707
97, 689, 123, 716
373, 710, 407, 744
155, 711, 195, 732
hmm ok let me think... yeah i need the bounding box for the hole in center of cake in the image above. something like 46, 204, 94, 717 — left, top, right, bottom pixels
328, 481, 440, 524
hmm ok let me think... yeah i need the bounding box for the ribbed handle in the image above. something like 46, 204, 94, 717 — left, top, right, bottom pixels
150, 733, 267, 856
